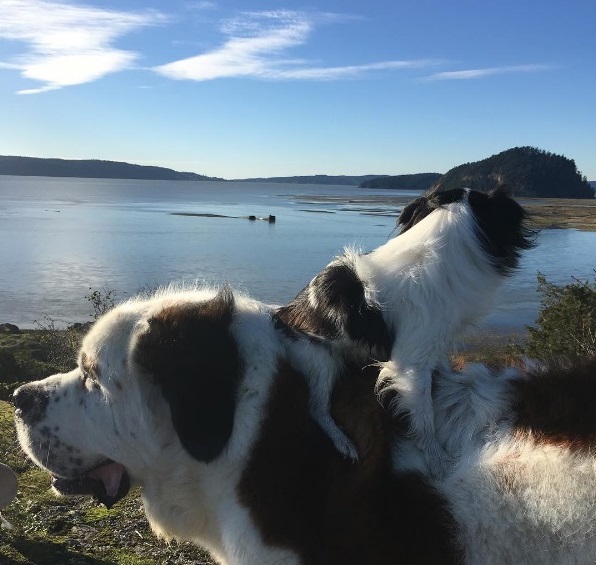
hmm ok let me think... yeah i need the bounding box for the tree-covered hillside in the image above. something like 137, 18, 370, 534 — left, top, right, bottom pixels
235, 174, 385, 186
0, 156, 220, 181
359, 173, 442, 190
434, 147, 593, 198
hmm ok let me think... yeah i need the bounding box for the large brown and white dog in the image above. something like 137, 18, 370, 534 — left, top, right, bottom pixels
15, 286, 458, 564
13, 286, 596, 564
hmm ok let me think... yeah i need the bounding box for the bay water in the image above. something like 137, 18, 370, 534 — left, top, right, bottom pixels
1, 175, 595, 332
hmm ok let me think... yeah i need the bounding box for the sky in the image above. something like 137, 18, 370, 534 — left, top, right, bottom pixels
0, 0, 595, 180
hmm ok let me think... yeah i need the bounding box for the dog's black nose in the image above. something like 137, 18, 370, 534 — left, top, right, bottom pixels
13, 384, 49, 425
13, 385, 33, 412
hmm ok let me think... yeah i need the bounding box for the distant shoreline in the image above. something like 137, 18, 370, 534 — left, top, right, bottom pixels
3, 171, 594, 230
3, 151, 594, 198
292, 193, 596, 232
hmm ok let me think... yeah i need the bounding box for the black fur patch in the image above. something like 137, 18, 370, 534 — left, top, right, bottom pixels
467, 187, 536, 274
134, 286, 242, 462
398, 188, 467, 232
275, 261, 392, 357
397, 186, 535, 275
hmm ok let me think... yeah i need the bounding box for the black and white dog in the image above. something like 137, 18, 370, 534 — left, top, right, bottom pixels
276, 186, 535, 475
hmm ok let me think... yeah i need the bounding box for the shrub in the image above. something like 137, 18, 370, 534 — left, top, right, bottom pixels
525, 272, 596, 357
85, 286, 116, 319
32, 315, 84, 372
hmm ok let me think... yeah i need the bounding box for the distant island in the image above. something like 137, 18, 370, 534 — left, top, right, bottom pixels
359, 173, 442, 191
1, 148, 594, 198
430, 146, 594, 198
0, 156, 222, 182
0, 156, 382, 186
234, 174, 386, 186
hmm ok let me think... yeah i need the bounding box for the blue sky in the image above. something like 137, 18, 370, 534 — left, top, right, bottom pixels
1, 0, 595, 179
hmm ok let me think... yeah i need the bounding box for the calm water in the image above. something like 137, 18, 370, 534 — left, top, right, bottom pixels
1, 175, 595, 331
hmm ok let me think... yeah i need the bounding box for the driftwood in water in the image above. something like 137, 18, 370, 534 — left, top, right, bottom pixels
172, 212, 276, 223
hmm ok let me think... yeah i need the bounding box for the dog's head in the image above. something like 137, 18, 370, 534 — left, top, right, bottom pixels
13, 287, 244, 509
397, 185, 536, 274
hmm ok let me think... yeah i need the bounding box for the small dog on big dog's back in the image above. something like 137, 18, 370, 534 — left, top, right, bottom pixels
277, 185, 535, 476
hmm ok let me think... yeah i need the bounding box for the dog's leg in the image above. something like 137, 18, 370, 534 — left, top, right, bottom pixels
306, 369, 359, 461
378, 362, 450, 478
285, 341, 359, 460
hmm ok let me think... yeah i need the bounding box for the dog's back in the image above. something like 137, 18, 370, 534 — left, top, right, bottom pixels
237, 359, 461, 565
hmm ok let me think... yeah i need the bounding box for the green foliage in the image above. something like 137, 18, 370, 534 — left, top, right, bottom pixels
32, 317, 84, 376
525, 272, 596, 357
435, 146, 594, 198
0, 327, 83, 400
85, 286, 116, 319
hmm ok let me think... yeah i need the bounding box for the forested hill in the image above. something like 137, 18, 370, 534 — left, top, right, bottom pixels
0, 156, 220, 181
359, 173, 442, 190
434, 147, 594, 198
234, 174, 385, 186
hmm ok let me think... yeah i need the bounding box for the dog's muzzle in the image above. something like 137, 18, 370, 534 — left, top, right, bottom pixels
13, 383, 49, 426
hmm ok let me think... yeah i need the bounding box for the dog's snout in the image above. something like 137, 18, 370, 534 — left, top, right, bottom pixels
13, 385, 33, 411
13, 384, 49, 425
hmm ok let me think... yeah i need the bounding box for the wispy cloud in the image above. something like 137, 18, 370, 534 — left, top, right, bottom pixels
264, 60, 438, 80
0, 2, 552, 93
0, 0, 167, 94
154, 10, 436, 82
425, 64, 552, 81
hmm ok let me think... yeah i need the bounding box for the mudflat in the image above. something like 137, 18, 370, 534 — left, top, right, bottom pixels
520, 198, 596, 231
296, 193, 596, 231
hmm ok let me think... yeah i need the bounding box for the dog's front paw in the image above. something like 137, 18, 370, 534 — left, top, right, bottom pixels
332, 431, 359, 462
319, 415, 359, 461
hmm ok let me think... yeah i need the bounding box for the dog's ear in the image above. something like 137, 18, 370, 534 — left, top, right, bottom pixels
397, 196, 434, 233
134, 287, 242, 462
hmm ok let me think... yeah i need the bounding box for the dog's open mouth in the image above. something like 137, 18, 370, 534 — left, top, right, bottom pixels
51, 461, 130, 509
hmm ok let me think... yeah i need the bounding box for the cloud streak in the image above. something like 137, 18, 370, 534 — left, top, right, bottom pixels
425, 64, 552, 81
0, 0, 167, 94
154, 10, 436, 82
0, 2, 553, 93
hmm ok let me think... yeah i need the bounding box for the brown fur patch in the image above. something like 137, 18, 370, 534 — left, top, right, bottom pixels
237, 360, 461, 565
512, 357, 596, 451
135, 287, 242, 462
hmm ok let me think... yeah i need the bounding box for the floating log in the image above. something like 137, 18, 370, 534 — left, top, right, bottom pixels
171, 212, 276, 223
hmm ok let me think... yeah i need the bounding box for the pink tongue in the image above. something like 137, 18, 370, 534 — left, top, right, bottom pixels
90, 462, 125, 498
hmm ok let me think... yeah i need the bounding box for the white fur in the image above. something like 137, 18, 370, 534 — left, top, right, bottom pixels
425, 362, 596, 564
352, 199, 505, 476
